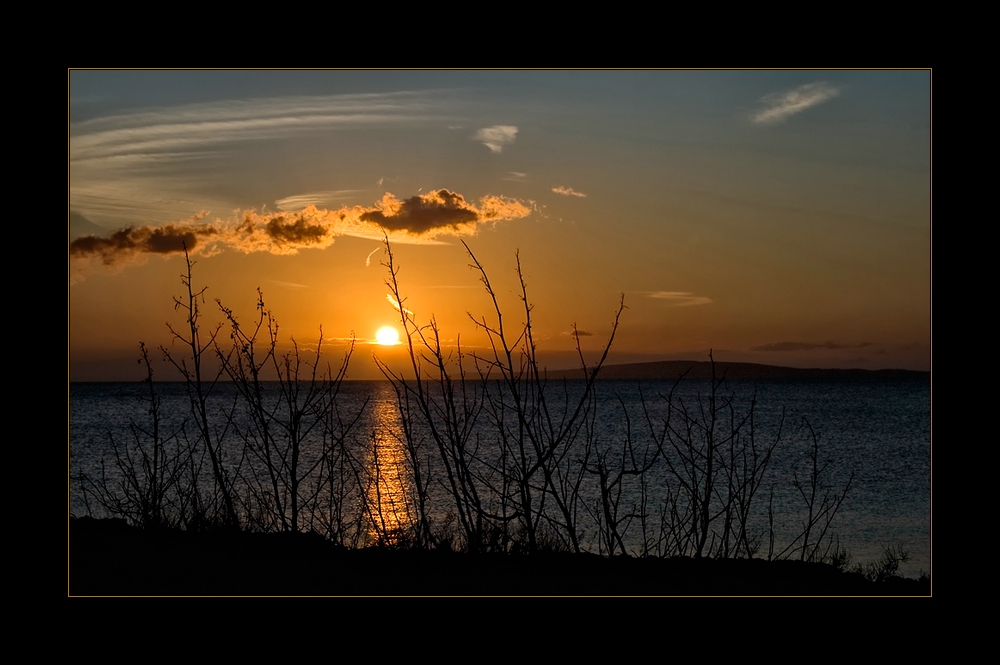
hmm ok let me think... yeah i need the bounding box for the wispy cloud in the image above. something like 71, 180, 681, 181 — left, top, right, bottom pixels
552, 186, 587, 198
504, 171, 527, 181
386, 294, 413, 316
751, 341, 872, 352
266, 279, 308, 289
752, 82, 840, 124
647, 291, 713, 307
276, 191, 362, 212
71, 93, 438, 164
70, 93, 447, 228
70, 189, 532, 281
474, 125, 518, 153
560, 329, 593, 337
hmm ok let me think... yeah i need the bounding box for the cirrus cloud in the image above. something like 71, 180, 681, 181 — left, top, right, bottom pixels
647, 291, 713, 307
753, 82, 840, 124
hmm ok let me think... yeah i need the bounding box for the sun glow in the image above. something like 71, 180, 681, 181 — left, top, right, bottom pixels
375, 326, 400, 346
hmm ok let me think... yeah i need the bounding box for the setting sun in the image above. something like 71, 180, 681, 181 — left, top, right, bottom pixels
69, 70, 931, 595
375, 326, 400, 346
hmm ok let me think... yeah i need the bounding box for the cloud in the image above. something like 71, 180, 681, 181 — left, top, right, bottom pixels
647, 291, 713, 307
552, 186, 587, 198
266, 279, 308, 289
360, 189, 480, 234
751, 341, 873, 352
752, 82, 840, 124
504, 171, 527, 181
275, 191, 361, 212
386, 294, 413, 316
69, 93, 446, 228
69, 212, 217, 264
71, 93, 437, 164
560, 329, 593, 337
474, 125, 518, 153
365, 247, 382, 267
69, 189, 532, 279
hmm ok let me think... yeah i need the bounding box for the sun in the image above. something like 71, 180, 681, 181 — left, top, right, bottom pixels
375, 326, 400, 346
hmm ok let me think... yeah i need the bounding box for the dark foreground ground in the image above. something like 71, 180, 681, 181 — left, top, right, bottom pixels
69, 517, 930, 596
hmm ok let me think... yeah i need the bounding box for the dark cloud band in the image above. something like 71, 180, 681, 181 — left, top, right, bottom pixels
70, 189, 532, 279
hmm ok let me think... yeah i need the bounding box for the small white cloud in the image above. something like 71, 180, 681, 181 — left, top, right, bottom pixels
265, 279, 308, 289
648, 291, 713, 307
474, 125, 518, 153
552, 186, 587, 198
505, 171, 527, 181
386, 293, 413, 316
753, 82, 840, 124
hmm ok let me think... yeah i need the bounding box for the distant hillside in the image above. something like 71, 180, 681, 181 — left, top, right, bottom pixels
547, 360, 930, 382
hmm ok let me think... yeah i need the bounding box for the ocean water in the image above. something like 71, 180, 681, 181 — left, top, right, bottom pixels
69, 377, 931, 578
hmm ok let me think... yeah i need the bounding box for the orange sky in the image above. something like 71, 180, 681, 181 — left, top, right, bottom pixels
70, 71, 931, 380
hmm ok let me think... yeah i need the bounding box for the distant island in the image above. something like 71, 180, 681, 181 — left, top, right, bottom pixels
547, 360, 930, 382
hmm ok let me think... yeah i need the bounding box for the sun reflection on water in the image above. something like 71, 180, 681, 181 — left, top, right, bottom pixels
364, 388, 416, 546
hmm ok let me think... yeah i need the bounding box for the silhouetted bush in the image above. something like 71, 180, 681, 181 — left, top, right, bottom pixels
77, 239, 867, 575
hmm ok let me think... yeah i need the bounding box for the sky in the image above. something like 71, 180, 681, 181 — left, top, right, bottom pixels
69, 70, 931, 381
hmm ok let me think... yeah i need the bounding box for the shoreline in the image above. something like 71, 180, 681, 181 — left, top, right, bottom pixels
69, 517, 930, 597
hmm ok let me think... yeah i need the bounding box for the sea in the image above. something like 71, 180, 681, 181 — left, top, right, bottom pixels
69, 377, 931, 579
